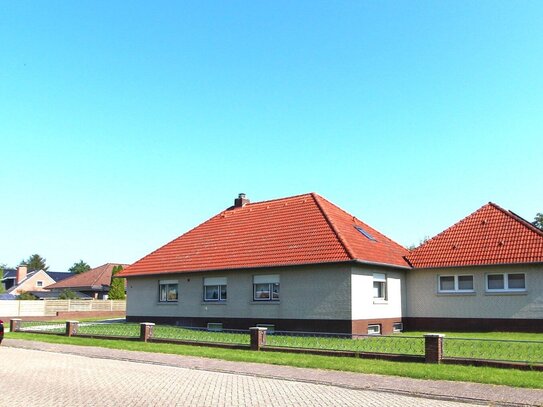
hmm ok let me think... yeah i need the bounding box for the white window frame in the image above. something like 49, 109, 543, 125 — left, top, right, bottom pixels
438, 275, 474, 293
36, 280, 44, 287
203, 277, 227, 302
486, 273, 526, 292
253, 275, 280, 301
367, 324, 381, 335
373, 273, 387, 300
392, 322, 403, 333
159, 280, 179, 302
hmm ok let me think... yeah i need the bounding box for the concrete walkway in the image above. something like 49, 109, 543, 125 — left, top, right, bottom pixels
3, 339, 543, 406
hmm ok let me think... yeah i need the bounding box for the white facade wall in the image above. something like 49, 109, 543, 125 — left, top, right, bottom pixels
406, 264, 543, 319
351, 266, 405, 320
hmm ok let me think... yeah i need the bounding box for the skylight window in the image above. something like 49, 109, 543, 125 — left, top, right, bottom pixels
354, 225, 377, 241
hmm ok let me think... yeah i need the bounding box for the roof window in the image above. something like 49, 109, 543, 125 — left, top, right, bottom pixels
354, 225, 377, 241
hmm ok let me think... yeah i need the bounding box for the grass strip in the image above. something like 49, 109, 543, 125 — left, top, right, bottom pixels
6, 332, 543, 389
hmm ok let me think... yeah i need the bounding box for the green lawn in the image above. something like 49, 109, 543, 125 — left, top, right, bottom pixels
5, 331, 543, 389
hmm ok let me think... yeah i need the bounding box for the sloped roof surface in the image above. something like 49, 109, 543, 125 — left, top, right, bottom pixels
48, 263, 128, 290
406, 203, 543, 268
1, 268, 16, 280
119, 193, 409, 277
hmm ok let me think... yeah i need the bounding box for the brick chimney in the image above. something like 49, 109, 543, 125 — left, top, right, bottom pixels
234, 193, 250, 208
16, 265, 28, 284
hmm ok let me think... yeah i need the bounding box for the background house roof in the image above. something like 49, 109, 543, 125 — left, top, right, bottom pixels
46, 271, 74, 282
47, 263, 128, 291
119, 193, 410, 277
406, 202, 543, 268
1, 268, 17, 281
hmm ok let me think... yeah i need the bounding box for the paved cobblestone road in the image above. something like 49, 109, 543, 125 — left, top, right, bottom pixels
0, 347, 480, 407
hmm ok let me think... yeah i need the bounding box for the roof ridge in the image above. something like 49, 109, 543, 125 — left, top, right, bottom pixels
227, 192, 313, 209
311, 193, 355, 260
313, 193, 408, 251
488, 202, 543, 238
91, 264, 110, 287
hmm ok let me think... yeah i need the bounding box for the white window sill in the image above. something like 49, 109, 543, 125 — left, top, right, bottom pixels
157, 302, 178, 305
250, 300, 280, 304
372, 298, 388, 304
437, 291, 476, 296
201, 301, 227, 305
484, 290, 527, 296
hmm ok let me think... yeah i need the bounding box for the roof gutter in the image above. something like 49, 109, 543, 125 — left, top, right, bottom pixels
411, 261, 543, 270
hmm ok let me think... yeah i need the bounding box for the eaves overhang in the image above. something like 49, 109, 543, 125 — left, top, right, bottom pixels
411, 261, 543, 270
119, 258, 411, 279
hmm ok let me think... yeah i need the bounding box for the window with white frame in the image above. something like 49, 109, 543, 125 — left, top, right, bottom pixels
367, 324, 381, 335
36, 281, 43, 287
438, 275, 474, 293
203, 277, 227, 301
373, 273, 387, 299
486, 273, 526, 292
253, 275, 280, 301
159, 280, 178, 302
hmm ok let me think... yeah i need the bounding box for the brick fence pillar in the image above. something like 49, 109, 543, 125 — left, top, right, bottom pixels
10, 319, 22, 332
140, 323, 155, 342
249, 327, 267, 351
66, 321, 79, 337
424, 333, 444, 363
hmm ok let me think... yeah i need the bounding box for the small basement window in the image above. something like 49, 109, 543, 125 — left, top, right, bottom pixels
393, 322, 403, 333
207, 323, 223, 332
367, 324, 381, 335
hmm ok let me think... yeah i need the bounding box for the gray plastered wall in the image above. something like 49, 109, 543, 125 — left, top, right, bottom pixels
126, 263, 352, 321
406, 264, 543, 319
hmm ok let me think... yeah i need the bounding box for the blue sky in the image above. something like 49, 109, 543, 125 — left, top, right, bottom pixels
1, 2, 542, 271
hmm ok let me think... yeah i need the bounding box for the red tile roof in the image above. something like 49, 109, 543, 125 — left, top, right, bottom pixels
406, 203, 543, 268
119, 193, 410, 277
48, 263, 129, 290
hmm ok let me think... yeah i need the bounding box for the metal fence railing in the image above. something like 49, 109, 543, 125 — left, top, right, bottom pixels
76, 322, 140, 338
19, 320, 66, 334
10, 319, 543, 369
266, 331, 425, 356
153, 325, 250, 345
444, 337, 543, 364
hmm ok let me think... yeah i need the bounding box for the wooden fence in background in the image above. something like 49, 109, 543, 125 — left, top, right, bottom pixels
0, 300, 126, 317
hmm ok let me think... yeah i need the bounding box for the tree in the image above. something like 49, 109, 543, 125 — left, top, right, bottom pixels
23, 254, 49, 272
18, 291, 38, 300
407, 236, 430, 251
69, 260, 91, 274
0, 266, 4, 294
58, 289, 79, 300
533, 213, 543, 230
108, 265, 126, 300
